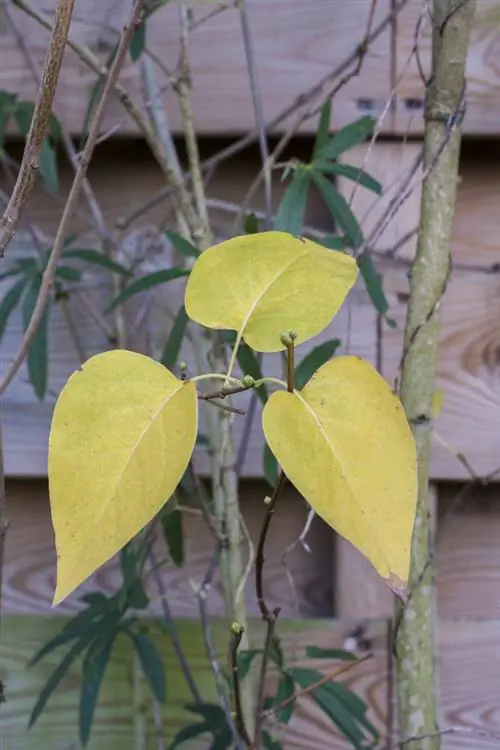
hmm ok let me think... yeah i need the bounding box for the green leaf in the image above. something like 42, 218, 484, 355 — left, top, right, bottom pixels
12, 100, 34, 136
316, 116, 376, 161
130, 21, 146, 62
22, 274, 50, 401
262, 730, 283, 750
263, 442, 278, 488
160, 305, 189, 370
79, 630, 117, 746
274, 167, 311, 236
79, 592, 109, 607
274, 672, 295, 724
168, 721, 211, 750
306, 646, 357, 661
165, 231, 200, 259
316, 162, 382, 196
29, 635, 94, 728
237, 649, 262, 681
161, 508, 184, 567
127, 631, 166, 702
312, 171, 362, 248
29, 599, 117, 666
0, 277, 29, 343
81, 45, 118, 143
313, 98, 332, 160
55, 266, 82, 282
235, 345, 267, 405
63, 249, 132, 277
0, 267, 24, 282
107, 268, 190, 311
119, 544, 149, 610
295, 339, 342, 390
327, 682, 378, 743
358, 253, 389, 317
270, 635, 284, 669
0, 91, 17, 151
183, 704, 233, 750
244, 212, 259, 234
38, 138, 59, 193
316, 235, 348, 251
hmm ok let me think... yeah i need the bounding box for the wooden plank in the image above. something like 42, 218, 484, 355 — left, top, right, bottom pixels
3, 479, 334, 619
394, 0, 500, 135
0, 616, 388, 750
3, 0, 392, 137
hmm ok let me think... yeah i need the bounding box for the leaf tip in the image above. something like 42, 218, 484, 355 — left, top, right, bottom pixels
385, 572, 408, 603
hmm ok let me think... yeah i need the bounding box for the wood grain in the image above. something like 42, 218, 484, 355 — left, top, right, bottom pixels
3, 0, 392, 137
0, 616, 388, 750
394, 0, 500, 135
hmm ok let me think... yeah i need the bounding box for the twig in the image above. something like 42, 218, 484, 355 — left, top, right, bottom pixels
0, 0, 147, 396
0, 0, 75, 256
229, 624, 252, 746
399, 726, 500, 745
262, 653, 373, 720
200, 384, 255, 402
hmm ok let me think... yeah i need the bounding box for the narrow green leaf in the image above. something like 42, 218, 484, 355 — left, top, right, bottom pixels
160, 304, 189, 370
168, 721, 211, 750
128, 631, 166, 702
55, 266, 82, 282
316, 235, 349, 251
327, 682, 379, 742
183, 704, 232, 750
306, 646, 356, 661
119, 544, 149, 610
274, 167, 311, 236
0, 91, 17, 151
12, 99, 34, 136
0, 267, 25, 282
274, 672, 295, 724
22, 274, 50, 401
0, 277, 29, 343
161, 508, 185, 567
317, 116, 376, 161
237, 649, 262, 681
38, 138, 59, 193
262, 730, 283, 750
312, 171, 362, 248
317, 162, 382, 196
107, 268, 190, 311
165, 231, 200, 259
313, 98, 332, 160
263, 443, 278, 488
79, 593, 109, 607
270, 636, 284, 669
79, 631, 117, 746
29, 635, 94, 728
63, 249, 132, 277
236, 345, 267, 405
130, 21, 146, 62
358, 253, 389, 316
243, 212, 259, 234
81, 45, 118, 143
295, 339, 342, 390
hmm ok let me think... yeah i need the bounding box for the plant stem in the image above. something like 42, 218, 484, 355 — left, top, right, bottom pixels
395, 1, 477, 748
230, 624, 252, 745
0, 0, 75, 256
0, 0, 147, 396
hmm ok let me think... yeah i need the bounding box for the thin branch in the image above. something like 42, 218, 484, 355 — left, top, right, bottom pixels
399, 726, 500, 745
0, 0, 147, 396
229, 624, 252, 746
0, 0, 75, 256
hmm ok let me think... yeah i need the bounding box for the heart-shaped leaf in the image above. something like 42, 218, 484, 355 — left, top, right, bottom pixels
262, 356, 417, 598
49, 350, 198, 605
184, 231, 357, 353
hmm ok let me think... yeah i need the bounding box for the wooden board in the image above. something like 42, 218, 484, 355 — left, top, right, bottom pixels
3, 0, 392, 137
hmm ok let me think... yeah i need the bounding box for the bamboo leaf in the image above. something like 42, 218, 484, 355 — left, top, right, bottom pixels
160, 305, 189, 370
262, 356, 417, 599
22, 273, 50, 401
168, 721, 211, 749
316, 235, 348, 251
63, 249, 132, 277
358, 254, 389, 316
237, 649, 262, 681
49, 350, 198, 604
0, 277, 29, 343
306, 646, 356, 661
165, 231, 200, 259
81, 45, 118, 142
185, 231, 358, 353
130, 21, 146, 61
262, 731, 282, 750
274, 672, 295, 724
0, 91, 17, 151
108, 268, 190, 311
312, 171, 362, 248
263, 442, 278, 488
316, 162, 382, 196
313, 98, 332, 160
294, 339, 342, 390
38, 138, 59, 193
274, 167, 311, 236
161, 507, 185, 567
79, 630, 118, 746
127, 631, 166, 702
55, 266, 82, 282
316, 116, 376, 161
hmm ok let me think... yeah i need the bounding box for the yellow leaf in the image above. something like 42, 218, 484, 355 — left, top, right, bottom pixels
184, 231, 358, 353
433, 388, 444, 418
48, 350, 197, 605
262, 356, 417, 599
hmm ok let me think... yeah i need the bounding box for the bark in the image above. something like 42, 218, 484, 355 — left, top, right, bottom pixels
396, 1, 477, 748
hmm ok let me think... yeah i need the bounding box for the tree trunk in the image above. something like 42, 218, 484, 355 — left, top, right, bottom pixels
395, 1, 477, 748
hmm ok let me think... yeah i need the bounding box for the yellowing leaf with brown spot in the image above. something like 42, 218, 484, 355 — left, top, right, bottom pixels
48, 350, 197, 605
184, 231, 358, 352
262, 356, 417, 599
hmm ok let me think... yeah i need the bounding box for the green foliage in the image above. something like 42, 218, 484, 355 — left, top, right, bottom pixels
161, 505, 185, 566
160, 304, 190, 370
168, 703, 233, 749
107, 268, 190, 311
